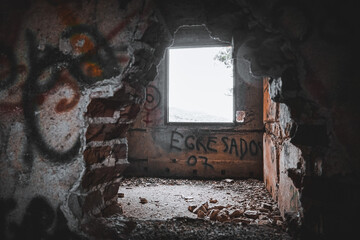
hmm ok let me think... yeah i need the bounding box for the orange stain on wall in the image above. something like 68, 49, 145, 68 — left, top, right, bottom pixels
82, 62, 103, 78
70, 34, 95, 54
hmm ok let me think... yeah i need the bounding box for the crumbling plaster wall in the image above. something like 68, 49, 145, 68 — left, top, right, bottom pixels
0, 0, 170, 238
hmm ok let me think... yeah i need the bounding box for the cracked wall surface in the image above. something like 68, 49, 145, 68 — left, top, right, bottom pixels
0, 0, 169, 239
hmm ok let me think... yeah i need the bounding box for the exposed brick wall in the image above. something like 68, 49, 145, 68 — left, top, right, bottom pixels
82, 82, 146, 218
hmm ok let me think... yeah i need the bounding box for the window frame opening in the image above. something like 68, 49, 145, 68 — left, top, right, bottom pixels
165, 43, 236, 126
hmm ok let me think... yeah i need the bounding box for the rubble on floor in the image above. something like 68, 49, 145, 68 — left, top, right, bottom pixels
90, 214, 293, 240
88, 177, 293, 239
117, 178, 289, 231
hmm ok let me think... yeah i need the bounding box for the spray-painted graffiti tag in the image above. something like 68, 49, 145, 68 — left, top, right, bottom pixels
170, 130, 262, 160
187, 155, 214, 169
22, 25, 120, 164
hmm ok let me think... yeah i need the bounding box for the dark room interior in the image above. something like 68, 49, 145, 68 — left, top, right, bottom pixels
1, 0, 359, 239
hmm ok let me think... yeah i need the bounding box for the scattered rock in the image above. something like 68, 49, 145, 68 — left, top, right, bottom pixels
232, 217, 252, 224
216, 213, 230, 222
139, 197, 148, 204
209, 205, 226, 211
259, 207, 270, 213
119, 177, 285, 229
244, 210, 259, 219
272, 215, 282, 221
229, 209, 244, 218
224, 179, 234, 183
209, 198, 218, 204
194, 205, 207, 214
262, 203, 273, 210
209, 209, 220, 220
257, 219, 270, 225
188, 205, 196, 212
197, 210, 206, 218
259, 215, 268, 220
202, 202, 209, 211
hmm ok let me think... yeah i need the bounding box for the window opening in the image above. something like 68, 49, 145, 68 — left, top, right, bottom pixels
168, 46, 233, 123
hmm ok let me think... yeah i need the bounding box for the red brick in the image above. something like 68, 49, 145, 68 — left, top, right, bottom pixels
86, 124, 129, 143
86, 98, 120, 118
112, 144, 127, 160
81, 164, 129, 190
83, 146, 111, 165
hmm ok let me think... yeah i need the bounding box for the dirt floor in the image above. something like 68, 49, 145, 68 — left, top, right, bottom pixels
112, 177, 294, 240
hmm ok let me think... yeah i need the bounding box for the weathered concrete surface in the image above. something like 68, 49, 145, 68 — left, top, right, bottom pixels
118, 177, 280, 223
127, 128, 263, 179
0, 0, 169, 239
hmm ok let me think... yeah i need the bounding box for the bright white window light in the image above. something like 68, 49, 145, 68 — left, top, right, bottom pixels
168, 46, 233, 123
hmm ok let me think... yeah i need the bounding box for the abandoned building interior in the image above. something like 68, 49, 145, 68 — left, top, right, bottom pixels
0, 0, 359, 239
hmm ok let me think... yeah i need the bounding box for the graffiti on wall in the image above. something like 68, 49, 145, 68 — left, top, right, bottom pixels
170, 130, 262, 160
186, 155, 214, 169
143, 85, 161, 125
0, 0, 154, 236
0, 0, 153, 168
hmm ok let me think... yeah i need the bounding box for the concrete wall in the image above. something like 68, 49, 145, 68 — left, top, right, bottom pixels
125, 27, 264, 179
0, 0, 169, 238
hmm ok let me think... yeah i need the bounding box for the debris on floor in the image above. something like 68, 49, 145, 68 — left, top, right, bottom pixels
117, 177, 283, 227
109, 177, 293, 239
